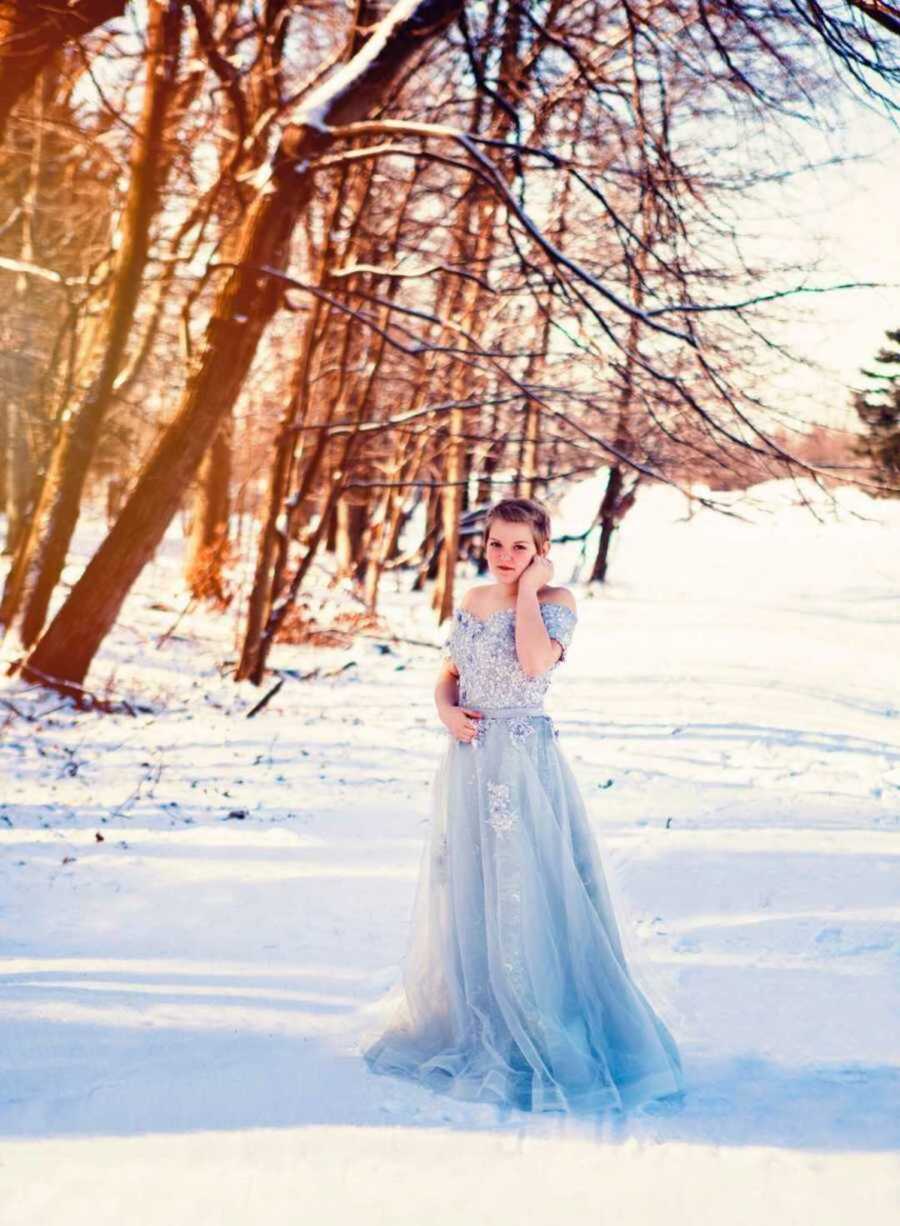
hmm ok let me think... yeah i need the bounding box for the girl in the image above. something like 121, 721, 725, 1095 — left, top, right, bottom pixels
362, 496, 684, 1114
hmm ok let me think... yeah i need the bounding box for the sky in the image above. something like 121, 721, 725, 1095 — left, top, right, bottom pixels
735, 100, 900, 428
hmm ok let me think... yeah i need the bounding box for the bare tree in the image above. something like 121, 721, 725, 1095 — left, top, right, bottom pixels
6, 0, 898, 694
21, 0, 466, 693
1, 0, 184, 647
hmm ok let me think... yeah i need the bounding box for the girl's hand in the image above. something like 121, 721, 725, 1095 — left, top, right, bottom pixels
442, 705, 484, 743
519, 553, 553, 594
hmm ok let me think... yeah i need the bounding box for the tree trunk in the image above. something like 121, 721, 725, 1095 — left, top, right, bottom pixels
249, 407, 370, 684
335, 496, 367, 579
588, 73, 652, 588
243, 279, 398, 680
518, 312, 549, 499
238, 124, 388, 675
0, 401, 7, 511
2, 399, 33, 556
237, 243, 352, 681
235, 299, 351, 681
433, 0, 528, 615
184, 410, 232, 603
362, 426, 428, 609
591, 463, 623, 583
412, 476, 442, 591
23, 0, 464, 693
1, 0, 183, 648
434, 400, 466, 620
231, 5, 381, 678
476, 397, 506, 509
1, 65, 51, 558
432, 224, 494, 621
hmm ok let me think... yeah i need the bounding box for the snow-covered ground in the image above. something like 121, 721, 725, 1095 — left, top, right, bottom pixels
1, 478, 898, 1225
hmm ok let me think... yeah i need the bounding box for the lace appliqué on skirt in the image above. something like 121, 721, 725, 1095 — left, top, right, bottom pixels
486, 780, 518, 834
432, 832, 449, 882
508, 717, 536, 748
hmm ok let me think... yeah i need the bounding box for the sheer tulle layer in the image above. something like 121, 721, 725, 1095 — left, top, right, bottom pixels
363, 709, 685, 1114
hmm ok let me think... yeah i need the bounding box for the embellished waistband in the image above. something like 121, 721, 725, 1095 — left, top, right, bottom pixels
449, 704, 558, 746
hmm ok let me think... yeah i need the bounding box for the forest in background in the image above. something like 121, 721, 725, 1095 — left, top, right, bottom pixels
1, 0, 899, 702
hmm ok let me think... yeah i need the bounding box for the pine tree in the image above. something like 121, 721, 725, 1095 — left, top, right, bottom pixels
853, 327, 900, 495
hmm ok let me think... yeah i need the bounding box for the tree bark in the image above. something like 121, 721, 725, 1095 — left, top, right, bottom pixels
2, 398, 33, 556
412, 477, 442, 591
1, 0, 183, 647
362, 426, 428, 609
23, 0, 464, 692
591, 463, 623, 583
335, 497, 367, 579
431, 203, 494, 621
1, 63, 52, 558
184, 410, 232, 603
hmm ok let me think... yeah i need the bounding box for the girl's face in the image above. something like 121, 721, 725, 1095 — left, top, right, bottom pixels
486, 518, 546, 585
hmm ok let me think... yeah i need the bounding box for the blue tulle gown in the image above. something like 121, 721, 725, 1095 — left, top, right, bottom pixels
362, 600, 685, 1114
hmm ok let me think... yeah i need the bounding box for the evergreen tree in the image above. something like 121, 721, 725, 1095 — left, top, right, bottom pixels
853, 327, 900, 495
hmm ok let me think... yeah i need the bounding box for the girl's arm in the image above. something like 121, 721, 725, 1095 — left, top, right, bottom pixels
435, 624, 484, 743
434, 659, 460, 727
515, 594, 563, 676
516, 582, 577, 677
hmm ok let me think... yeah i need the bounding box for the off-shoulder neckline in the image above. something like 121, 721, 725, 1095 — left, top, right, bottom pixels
456, 601, 577, 628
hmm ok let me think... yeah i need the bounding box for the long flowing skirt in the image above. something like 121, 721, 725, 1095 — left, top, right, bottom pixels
362, 705, 685, 1114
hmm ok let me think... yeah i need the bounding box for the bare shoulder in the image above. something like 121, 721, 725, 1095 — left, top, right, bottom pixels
459, 583, 500, 614
540, 585, 577, 614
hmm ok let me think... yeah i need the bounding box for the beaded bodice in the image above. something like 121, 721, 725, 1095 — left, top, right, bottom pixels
443, 601, 578, 710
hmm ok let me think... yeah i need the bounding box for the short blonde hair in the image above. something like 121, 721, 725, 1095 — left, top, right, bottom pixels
484, 497, 551, 550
